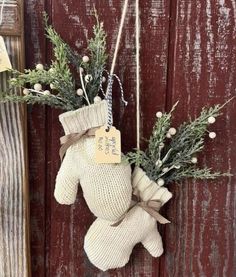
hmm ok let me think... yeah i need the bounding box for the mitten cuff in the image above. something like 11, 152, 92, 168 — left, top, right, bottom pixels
59, 100, 108, 135
132, 167, 172, 204
154, 187, 172, 206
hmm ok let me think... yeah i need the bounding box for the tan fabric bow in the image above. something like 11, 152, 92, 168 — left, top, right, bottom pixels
112, 195, 170, 227
59, 127, 99, 160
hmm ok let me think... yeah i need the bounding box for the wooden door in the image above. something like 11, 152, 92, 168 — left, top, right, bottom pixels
26, 1, 236, 276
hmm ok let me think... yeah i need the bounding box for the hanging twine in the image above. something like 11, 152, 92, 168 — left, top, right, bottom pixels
109, 0, 129, 79
102, 0, 129, 131
102, 0, 140, 141
100, 70, 128, 131
105, 74, 114, 131
106, 0, 140, 148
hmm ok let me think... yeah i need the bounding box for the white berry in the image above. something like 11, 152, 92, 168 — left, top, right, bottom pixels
23, 88, 30, 95
209, 132, 216, 139
34, 83, 42, 91
85, 74, 93, 83
156, 111, 163, 118
82, 56, 89, 63
175, 165, 181, 169
102, 76, 106, 83
191, 157, 198, 164
94, 96, 102, 103
155, 160, 163, 167
157, 178, 165, 186
43, 90, 51, 95
162, 167, 169, 173
79, 67, 84, 73
76, 88, 83, 96
49, 68, 55, 73
166, 132, 172, 138
208, 116, 216, 124
36, 63, 44, 70
50, 83, 55, 89
159, 142, 165, 149
169, 127, 177, 136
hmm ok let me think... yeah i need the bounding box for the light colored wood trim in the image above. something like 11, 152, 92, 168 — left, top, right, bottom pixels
0, 0, 30, 276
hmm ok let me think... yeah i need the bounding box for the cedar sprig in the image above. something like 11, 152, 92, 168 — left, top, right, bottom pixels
0, 93, 71, 110
167, 167, 229, 182
0, 12, 108, 110
147, 102, 178, 162
127, 100, 232, 185
83, 10, 108, 103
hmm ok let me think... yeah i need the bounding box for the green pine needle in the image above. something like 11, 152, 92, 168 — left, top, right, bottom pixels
0, 12, 108, 110
126, 100, 232, 184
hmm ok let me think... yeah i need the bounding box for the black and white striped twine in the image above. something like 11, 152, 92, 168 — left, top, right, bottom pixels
100, 70, 128, 132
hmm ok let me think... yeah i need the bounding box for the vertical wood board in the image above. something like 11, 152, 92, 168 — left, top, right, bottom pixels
25, 0, 236, 276
0, 1, 29, 275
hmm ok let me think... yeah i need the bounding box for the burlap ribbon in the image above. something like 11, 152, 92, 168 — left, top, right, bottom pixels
59, 127, 99, 161
112, 195, 170, 227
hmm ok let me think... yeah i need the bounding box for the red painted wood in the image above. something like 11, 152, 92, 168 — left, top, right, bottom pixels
24, 1, 48, 276
160, 1, 236, 277
26, 0, 236, 276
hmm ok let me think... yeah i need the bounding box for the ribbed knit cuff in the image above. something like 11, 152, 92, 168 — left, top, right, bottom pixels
59, 100, 108, 135
155, 187, 172, 206
132, 167, 172, 204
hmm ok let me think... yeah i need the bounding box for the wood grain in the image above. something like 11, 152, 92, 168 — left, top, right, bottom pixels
160, 1, 236, 277
0, 0, 23, 36
26, 0, 236, 276
0, 1, 29, 274
24, 1, 48, 276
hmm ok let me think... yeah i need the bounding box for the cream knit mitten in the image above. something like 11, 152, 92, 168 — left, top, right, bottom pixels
54, 100, 132, 221
84, 167, 172, 271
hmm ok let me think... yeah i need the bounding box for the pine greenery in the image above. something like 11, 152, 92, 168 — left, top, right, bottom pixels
126, 101, 232, 184
0, 11, 107, 111
83, 11, 107, 103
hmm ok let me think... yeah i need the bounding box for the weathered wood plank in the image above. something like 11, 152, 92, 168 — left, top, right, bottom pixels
0, 0, 23, 35
0, 35, 29, 277
26, 0, 236, 276
160, 1, 236, 276
24, 1, 48, 276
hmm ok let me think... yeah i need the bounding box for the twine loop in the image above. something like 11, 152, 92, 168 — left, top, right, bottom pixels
99, 70, 128, 131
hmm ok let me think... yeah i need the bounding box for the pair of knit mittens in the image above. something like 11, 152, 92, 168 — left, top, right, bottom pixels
54, 100, 172, 271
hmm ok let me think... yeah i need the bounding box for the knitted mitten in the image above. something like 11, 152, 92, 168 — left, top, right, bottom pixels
54, 100, 132, 221
84, 167, 172, 271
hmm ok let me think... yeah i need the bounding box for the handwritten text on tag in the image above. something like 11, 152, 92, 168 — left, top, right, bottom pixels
95, 126, 121, 164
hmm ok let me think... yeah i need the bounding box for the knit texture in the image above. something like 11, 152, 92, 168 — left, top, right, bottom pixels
54, 101, 132, 221
84, 167, 172, 271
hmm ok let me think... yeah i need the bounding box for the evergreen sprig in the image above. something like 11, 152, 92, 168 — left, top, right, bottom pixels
0, 92, 70, 110
167, 167, 229, 182
127, 101, 232, 184
0, 12, 108, 111
83, 11, 108, 103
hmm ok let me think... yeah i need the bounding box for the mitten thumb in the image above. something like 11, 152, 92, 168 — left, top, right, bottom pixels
142, 227, 164, 257
54, 151, 80, 205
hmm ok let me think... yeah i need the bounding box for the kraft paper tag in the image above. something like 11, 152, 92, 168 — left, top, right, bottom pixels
0, 36, 12, 72
95, 126, 121, 164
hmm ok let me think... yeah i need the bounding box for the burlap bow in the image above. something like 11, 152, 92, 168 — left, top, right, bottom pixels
112, 195, 170, 227
59, 127, 99, 160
